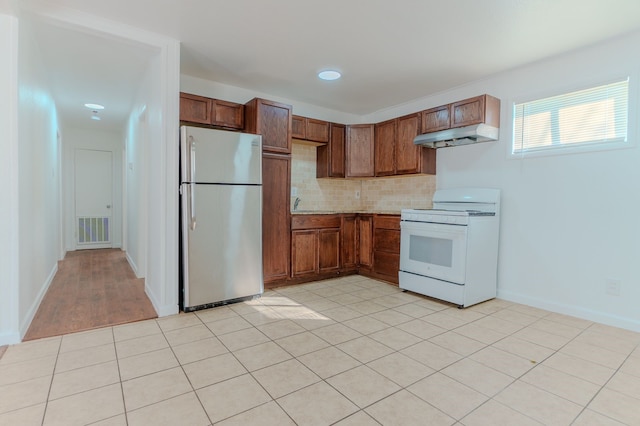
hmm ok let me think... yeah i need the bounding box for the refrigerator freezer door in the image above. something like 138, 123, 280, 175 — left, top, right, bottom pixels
181, 126, 262, 185
182, 183, 263, 310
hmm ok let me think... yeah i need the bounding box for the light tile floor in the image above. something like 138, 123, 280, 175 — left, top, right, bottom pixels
1, 275, 639, 425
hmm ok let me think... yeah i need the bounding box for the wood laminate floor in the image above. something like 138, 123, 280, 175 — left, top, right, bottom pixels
23, 249, 157, 341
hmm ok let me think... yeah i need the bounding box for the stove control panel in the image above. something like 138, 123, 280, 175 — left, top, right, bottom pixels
401, 210, 470, 225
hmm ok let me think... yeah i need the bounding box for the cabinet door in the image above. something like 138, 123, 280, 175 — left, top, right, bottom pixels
346, 124, 374, 177
422, 105, 450, 133
212, 99, 244, 129
396, 113, 424, 175
451, 95, 485, 128
373, 251, 400, 282
245, 98, 292, 154
318, 228, 340, 273
291, 230, 318, 277
291, 115, 306, 139
306, 119, 329, 143
180, 93, 212, 125
341, 215, 357, 270
357, 215, 373, 268
374, 119, 396, 177
317, 123, 345, 178
262, 153, 291, 283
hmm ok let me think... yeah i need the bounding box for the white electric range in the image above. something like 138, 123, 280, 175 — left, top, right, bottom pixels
399, 188, 501, 308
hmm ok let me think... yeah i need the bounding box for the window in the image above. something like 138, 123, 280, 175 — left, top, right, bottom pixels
512, 79, 629, 155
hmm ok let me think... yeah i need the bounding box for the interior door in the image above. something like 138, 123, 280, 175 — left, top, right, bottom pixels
75, 149, 113, 249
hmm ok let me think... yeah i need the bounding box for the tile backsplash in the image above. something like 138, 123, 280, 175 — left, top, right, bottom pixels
291, 143, 436, 213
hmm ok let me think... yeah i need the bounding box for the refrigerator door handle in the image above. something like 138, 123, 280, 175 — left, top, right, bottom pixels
187, 184, 197, 230
189, 135, 196, 183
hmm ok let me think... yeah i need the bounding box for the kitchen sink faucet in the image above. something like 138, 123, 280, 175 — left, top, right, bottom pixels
293, 197, 301, 211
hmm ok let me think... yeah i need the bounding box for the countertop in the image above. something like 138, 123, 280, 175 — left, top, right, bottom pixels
290, 210, 400, 215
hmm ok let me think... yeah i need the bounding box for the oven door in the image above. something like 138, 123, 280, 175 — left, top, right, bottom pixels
400, 221, 468, 284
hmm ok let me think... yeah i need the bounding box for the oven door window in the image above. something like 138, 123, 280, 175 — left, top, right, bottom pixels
400, 221, 468, 284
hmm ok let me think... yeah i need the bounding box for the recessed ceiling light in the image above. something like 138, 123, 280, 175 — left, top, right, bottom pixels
318, 70, 341, 81
84, 103, 105, 110
91, 115, 101, 121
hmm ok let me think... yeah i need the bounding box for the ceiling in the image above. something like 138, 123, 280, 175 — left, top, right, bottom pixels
12, 0, 640, 132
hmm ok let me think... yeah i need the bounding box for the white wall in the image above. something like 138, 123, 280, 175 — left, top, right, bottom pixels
372, 31, 640, 331
125, 77, 149, 279
17, 17, 62, 338
126, 45, 180, 317
0, 14, 20, 345
63, 126, 124, 251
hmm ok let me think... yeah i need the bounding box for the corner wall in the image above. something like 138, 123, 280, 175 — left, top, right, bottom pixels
17, 17, 62, 338
0, 14, 20, 345
372, 31, 640, 331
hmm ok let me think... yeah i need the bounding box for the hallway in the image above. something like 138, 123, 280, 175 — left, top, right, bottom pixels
24, 249, 157, 341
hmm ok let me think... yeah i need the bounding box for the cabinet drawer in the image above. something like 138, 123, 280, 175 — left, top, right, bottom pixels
373, 215, 400, 230
291, 215, 341, 230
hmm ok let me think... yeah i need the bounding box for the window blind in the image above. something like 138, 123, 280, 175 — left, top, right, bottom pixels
513, 79, 629, 154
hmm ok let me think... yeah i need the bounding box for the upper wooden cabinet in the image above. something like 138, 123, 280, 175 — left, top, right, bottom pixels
317, 123, 345, 178
422, 94, 500, 134
179, 92, 244, 129
374, 119, 396, 177
180, 93, 211, 125
244, 98, 292, 154
421, 105, 450, 134
451, 94, 500, 128
346, 124, 375, 178
291, 115, 306, 140
292, 115, 329, 144
374, 113, 435, 176
396, 113, 435, 175
212, 99, 244, 129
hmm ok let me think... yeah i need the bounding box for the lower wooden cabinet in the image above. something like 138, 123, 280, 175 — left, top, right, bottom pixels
318, 229, 340, 273
341, 214, 357, 271
357, 215, 373, 269
291, 215, 340, 278
291, 230, 317, 277
371, 215, 401, 284
286, 213, 400, 285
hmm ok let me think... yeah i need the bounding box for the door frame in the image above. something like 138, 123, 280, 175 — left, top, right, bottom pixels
73, 148, 115, 250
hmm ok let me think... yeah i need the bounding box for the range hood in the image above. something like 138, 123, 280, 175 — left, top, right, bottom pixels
413, 123, 499, 148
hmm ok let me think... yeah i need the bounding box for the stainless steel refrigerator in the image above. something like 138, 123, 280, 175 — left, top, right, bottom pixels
180, 126, 263, 311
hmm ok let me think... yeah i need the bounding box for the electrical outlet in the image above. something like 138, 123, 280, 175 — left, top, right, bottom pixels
605, 279, 621, 296
291, 187, 298, 197
355, 190, 361, 199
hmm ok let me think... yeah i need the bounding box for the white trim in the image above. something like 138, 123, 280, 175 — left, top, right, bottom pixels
498, 289, 640, 332
126, 250, 140, 278
19, 263, 58, 339
145, 282, 176, 317
506, 72, 639, 160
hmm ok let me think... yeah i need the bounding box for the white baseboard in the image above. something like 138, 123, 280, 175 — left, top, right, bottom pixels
144, 283, 178, 317
19, 262, 58, 340
497, 289, 640, 332
125, 252, 140, 278
0, 331, 21, 346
